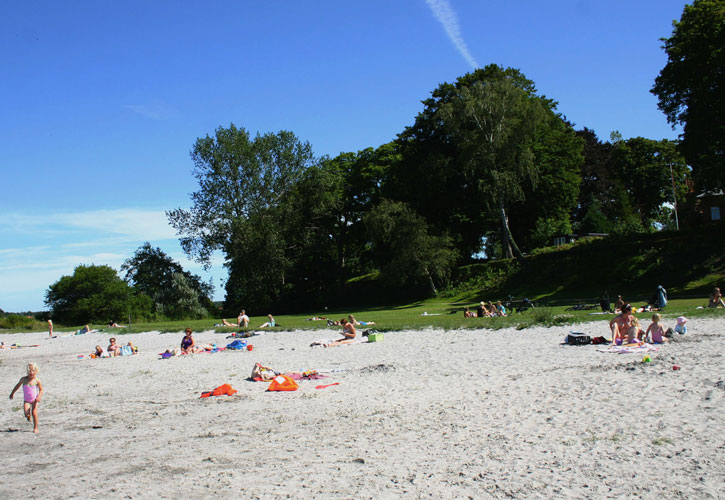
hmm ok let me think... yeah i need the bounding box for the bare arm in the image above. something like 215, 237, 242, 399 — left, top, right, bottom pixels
35, 380, 43, 402
9, 378, 23, 399
644, 325, 653, 343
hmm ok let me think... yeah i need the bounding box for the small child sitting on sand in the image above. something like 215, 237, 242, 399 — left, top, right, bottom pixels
644, 313, 669, 344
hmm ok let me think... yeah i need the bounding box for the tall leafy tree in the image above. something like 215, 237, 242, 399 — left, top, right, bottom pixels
612, 137, 690, 228
652, 0, 725, 190
45, 265, 151, 324
167, 124, 316, 312
395, 65, 582, 259
121, 242, 213, 319
364, 200, 458, 295
415, 66, 549, 260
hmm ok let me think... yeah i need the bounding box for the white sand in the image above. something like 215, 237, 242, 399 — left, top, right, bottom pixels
1, 318, 723, 499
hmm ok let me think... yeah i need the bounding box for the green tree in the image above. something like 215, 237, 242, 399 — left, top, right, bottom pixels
652, 0, 725, 190
433, 67, 550, 260
167, 124, 316, 312
394, 65, 582, 259
612, 137, 690, 228
364, 200, 458, 295
45, 265, 151, 324
121, 242, 213, 319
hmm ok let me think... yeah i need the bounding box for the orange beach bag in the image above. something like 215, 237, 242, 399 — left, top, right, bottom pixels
267, 375, 298, 392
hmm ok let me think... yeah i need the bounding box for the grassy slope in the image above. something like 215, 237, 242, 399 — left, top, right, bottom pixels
450, 225, 725, 304
2, 227, 723, 334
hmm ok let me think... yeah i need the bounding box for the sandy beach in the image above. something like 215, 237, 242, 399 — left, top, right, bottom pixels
1, 318, 723, 499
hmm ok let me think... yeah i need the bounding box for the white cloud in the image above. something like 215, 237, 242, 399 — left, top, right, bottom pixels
0, 208, 225, 311
425, 0, 479, 69
2, 209, 177, 241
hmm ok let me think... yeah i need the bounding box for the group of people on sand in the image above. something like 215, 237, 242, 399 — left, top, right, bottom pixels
91, 338, 138, 358
609, 303, 681, 345
464, 301, 507, 318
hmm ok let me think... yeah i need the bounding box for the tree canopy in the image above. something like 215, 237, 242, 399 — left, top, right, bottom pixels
121, 242, 213, 319
45, 265, 151, 324
167, 124, 317, 312
395, 65, 583, 260
652, 0, 725, 190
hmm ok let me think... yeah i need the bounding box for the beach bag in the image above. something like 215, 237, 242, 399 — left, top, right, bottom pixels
119, 345, 133, 356
566, 332, 591, 345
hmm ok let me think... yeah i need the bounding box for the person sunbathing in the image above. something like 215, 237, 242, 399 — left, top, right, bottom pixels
348, 314, 375, 326
107, 338, 122, 356
324, 319, 358, 347
92, 345, 110, 358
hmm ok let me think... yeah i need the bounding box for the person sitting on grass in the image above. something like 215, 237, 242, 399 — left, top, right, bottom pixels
259, 314, 276, 328
463, 307, 476, 318
609, 304, 637, 345
708, 287, 725, 308
614, 295, 625, 313
496, 301, 507, 316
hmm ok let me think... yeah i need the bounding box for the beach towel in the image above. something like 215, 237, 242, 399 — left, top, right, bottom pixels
267, 375, 298, 392
597, 344, 660, 354
200, 383, 237, 398
226, 339, 247, 350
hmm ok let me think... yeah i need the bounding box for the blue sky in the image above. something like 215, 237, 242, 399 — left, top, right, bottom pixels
1, 0, 687, 312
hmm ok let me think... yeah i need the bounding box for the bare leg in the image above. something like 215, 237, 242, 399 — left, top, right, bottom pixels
24, 402, 31, 422
31, 401, 39, 433
627, 326, 638, 344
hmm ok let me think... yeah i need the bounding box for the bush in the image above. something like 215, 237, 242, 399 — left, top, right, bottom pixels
0, 315, 43, 330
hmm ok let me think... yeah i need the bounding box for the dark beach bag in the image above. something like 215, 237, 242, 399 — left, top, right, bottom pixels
567, 332, 591, 345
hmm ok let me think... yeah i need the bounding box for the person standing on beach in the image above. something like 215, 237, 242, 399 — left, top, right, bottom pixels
47, 319, 53, 337
9, 363, 43, 433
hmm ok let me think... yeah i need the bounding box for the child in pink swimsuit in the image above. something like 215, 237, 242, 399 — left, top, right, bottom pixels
9, 363, 43, 433
645, 313, 668, 344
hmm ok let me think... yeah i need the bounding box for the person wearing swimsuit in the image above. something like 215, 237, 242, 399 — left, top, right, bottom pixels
9, 363, 43, 433
181, 328, 197, 354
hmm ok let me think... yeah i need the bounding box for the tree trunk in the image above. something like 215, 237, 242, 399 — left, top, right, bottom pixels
423, 265, 438, 296
498, 202, 526, 262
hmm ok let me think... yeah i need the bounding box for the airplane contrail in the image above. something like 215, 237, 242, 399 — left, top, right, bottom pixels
424, 0, 479, 69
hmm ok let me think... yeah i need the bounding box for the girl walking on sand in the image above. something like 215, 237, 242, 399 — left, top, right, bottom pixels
9, 363, 43, 433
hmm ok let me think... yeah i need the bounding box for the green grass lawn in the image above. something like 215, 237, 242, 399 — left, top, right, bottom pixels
10, 298, 719, 336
